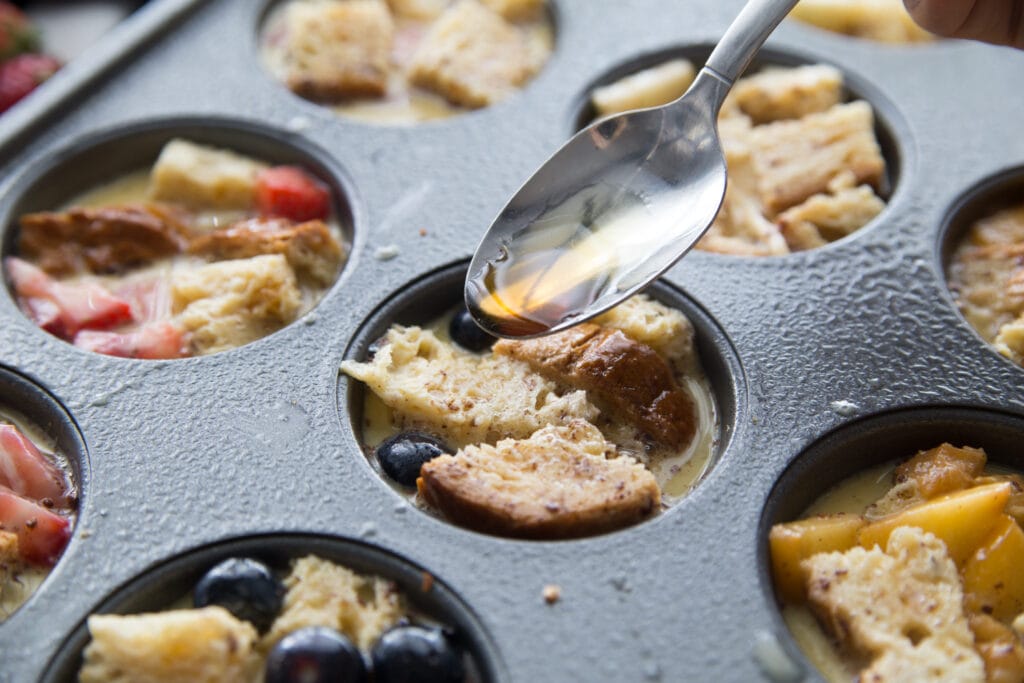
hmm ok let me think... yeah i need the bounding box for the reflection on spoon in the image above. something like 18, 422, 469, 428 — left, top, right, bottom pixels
466, 0, 800, 338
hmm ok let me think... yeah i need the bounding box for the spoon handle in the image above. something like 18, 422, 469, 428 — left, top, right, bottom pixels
704, 0, 801, 86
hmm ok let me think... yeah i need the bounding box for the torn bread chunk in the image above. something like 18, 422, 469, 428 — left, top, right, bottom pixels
188, 217, 344, 287
791, 0, 934, 43
996, 315, 1024, 365
776, 182, 884, 251
18, 203, 192, 276
280, 0, 393, 101
747, 101, 885, 216
263, 556, 404, 652
803, 526, 985, 683
590, 59, 696, 118
409, 0, 541, 108
171, 254, 301, 355
592, 293, 697, 375
79, 607, 258, 683
726, 64, 843, 124
341, 325, 600, 447
418, 420, 660, 539
494, 324, 696, 450
149, 140, 268, 211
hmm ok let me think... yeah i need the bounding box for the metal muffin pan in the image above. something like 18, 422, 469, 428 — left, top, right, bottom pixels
0, 0, 1022, 680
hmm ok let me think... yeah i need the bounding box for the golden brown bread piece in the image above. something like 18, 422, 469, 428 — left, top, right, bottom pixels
188, 217, 344, 286
19, 203, 192, 276
493, 323, 696, 450
417, 421, 660, 539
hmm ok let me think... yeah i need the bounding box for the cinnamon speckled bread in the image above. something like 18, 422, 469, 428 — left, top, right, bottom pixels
409, 1, 542, 108
494, 323, 696, 450
747, 101, 885, 216
79, 607, 259, 683
281, 0, 394, 100
171, 254, 301, 355
418, 420, 660, 539
802, 526, 984, 682
262, 556, 405, 652
340, 325, 600, 447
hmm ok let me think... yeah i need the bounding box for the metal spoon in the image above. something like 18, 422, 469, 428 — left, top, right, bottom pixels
465, 0, 799, 338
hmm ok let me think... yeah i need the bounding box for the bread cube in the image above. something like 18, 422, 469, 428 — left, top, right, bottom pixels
282, 0, 394, 100
340, 325, 600, 447
804, 526, 984, 682
149, 140, 267, 211
590, 59, 696, 118
777, 183, 884, 251
593, 294, 696, 374
419, 420, 660, 539
747, 101, 885, 215
263, 556, 404, 651
996, 315, 1024, 365
479, 0, 544, 20
727, 64, 843, 124
409, 0, 540, 108
791, 0, 933, 43
171, 254, 301, 355
80, 607, 258, 683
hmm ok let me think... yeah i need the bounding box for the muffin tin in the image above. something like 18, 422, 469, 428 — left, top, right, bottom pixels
1, 0, 1024, 680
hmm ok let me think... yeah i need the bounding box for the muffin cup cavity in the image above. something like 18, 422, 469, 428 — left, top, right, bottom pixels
0, 117, 358, 359
339, 260, 743, 537
41, 533, 503, 682
569, 44, 906, 259
940, 167, 1024, 367
256, 0, 558, 126
759, 406, 1024, 677
0, 365, 87, 622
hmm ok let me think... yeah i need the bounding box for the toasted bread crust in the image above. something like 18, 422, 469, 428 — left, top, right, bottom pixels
19, 204, 191, 276
418, 421, 660, 539
494, 324, 696, 450
188, 218, 343, 286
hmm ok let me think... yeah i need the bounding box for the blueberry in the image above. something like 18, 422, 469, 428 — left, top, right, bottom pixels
193, 558, 284, 633
376, 432, 449, 487
265, 626, 367, 683
448, 308, 495, 352
371, 625, 465, 683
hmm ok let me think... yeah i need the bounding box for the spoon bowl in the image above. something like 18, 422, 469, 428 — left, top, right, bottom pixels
466, 0, 799, 338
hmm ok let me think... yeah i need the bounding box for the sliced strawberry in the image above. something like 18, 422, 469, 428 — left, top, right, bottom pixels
256, 166, 331, 222
0, 424, 71, 508
5, 256, 133, 338
0, 485, 70, 566
0, 53, 59, 113
0, 3, 39, 61
74, 321, 189, 360
114, 275, 171, 323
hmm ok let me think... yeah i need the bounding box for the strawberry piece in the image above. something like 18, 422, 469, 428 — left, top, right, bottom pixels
0, 3, 39, 61
0, 485, 70, 566
74, 321, 190, 360
114, 276, 171, 323
0, 424, 71, 508
256, 166, 331, 222
0, 53, 60, 113
5, 256, 133, 338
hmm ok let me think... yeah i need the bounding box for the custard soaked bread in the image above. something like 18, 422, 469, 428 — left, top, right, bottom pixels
590, 62, 887, 255
419, 421, 660, 539
493, 324, 696, 450
342, 294, 716, 539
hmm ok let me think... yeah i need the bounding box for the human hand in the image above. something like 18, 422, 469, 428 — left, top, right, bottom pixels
903, 0, 1024, 48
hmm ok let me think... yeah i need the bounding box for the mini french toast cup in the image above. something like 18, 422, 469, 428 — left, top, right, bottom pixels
1, 1, 1024, 681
